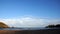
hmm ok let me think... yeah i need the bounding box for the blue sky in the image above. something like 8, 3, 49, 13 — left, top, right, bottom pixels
0, 0, 60, 27
0, 0, 60, 18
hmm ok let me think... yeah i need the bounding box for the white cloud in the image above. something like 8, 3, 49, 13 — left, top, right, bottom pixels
0, 16, 60, 27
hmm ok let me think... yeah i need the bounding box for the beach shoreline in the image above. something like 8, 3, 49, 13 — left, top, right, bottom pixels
0, 29, 60, 34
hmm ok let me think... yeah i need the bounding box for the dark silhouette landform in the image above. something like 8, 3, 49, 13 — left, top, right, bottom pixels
46, 24, 60, 28
0, 22, 9, 28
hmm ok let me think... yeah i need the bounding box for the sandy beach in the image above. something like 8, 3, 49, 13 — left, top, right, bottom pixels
0, 29, 60, 34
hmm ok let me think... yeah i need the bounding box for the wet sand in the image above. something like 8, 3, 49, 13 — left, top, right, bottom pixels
0, 29, 60, 34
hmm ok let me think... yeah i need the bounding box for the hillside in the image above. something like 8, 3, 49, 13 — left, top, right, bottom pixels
46, 24, 60, 28
0, 22, 9, 28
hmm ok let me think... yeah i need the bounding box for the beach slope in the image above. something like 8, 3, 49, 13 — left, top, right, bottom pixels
0, 29, 60, 34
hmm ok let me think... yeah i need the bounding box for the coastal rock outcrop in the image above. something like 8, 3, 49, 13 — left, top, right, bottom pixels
0, 22, 9, 28
46, 24, 60, 28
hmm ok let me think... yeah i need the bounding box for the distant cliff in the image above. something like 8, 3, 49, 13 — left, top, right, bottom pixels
46, 24, 60, 28
0, 22, 9, 28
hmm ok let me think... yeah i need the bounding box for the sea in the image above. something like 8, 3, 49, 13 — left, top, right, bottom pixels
0, 27, 60, 30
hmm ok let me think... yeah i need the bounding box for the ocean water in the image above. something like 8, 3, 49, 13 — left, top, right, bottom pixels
0, 27, 60, 30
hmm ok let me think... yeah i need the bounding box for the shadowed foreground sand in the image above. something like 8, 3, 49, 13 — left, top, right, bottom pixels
0, 29, 60, 34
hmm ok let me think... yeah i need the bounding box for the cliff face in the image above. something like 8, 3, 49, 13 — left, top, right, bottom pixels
0, 22, 9, 28
46, 24, 60, 28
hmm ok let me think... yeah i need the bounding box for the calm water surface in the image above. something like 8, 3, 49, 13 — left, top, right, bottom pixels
0, 27, 60, 30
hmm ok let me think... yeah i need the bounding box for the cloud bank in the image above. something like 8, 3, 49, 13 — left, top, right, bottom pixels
0, 16, 60, 27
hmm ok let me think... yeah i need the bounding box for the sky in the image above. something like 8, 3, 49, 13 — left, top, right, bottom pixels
0, 0, 60, 27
